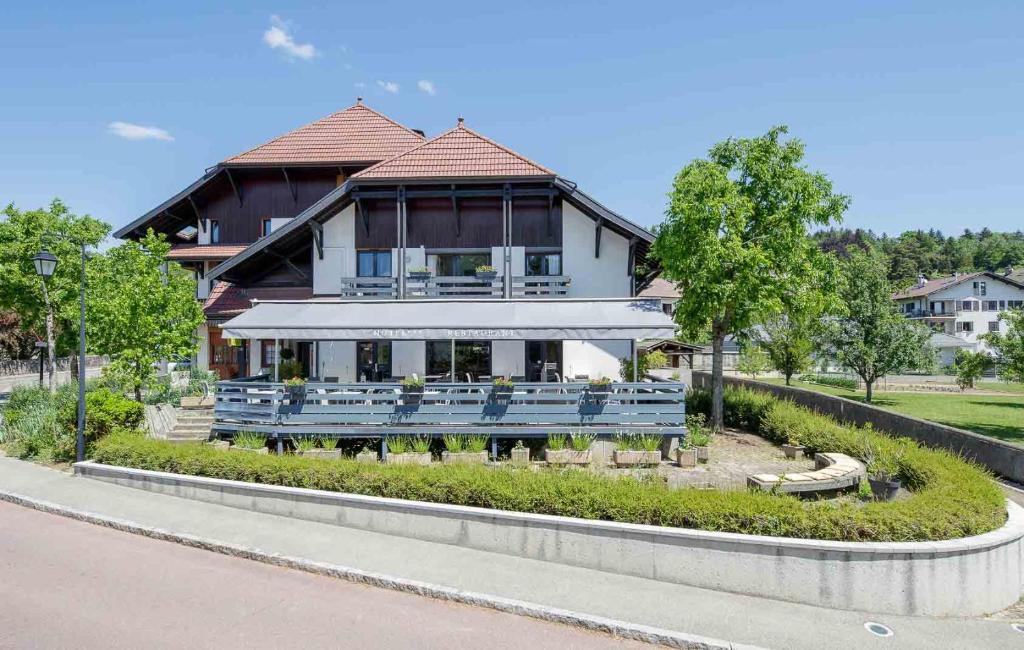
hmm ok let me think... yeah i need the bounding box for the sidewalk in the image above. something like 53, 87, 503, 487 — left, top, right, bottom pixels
0, 455, 1019, 650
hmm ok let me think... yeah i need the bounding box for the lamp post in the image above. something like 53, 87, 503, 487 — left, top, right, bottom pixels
34, 242, 87, 463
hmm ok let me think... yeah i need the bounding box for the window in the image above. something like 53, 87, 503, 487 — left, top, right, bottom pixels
209, 220, 220, 244
1010, 300, 1024, 309
959, 300, 979, 312
973, 280, 986, 296
426, 341, 491, 381
261, 340, 277, 367
1000, 300, 1007, 310
525, 253, 562, 277
984, 300, 1000, 311
435, 253, 490, 277
261, 219, 273, 238
989, 321, 1000, 333
956, 321, 974, 333
357, 251, 392, 277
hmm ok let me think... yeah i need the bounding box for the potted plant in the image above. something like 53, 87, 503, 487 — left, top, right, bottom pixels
407, 266, 432, 281
781, 434, 806, 459
474, 264, 498, 281
385, 435, 432, 465
230, 432, 269, 454
293, 437, 341, 459
612, 431, 663, 467
283, 376, 306, 403
689, 428, 711, 463
401, 376, 425, 405
491, 376, 514, 404
511, 439, 530, 464
355, 444, 378, 463
865, 446, 903, 502
587, 376, 613, 402
441, 433, 489, 464
676, 439, 697, 468
545, 432, 593, 465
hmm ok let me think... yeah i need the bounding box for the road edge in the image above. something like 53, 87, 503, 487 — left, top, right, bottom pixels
0, 488, 762, 650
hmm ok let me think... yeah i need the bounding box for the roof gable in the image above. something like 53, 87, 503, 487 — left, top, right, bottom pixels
352, 120, 555, 180
223, 103, 425, 165
892, 271, 1024, 299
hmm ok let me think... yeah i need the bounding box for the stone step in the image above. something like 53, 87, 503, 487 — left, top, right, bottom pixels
170, 427, 212, 437
177, 417, 214, 425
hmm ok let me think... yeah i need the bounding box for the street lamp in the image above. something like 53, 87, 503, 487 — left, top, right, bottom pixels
34, 241, 88, 463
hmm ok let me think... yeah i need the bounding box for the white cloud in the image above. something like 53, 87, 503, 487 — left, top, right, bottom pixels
417, 80, 436, 95
263, 15, 316, 60
354, 82, 366, 89
377, 80, 400, 94
107, 121, 174, 142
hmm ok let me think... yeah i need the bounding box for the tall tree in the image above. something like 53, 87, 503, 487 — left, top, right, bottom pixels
818, 251, 932, 402
984, 308, 1024, 383
652, 126, 847, 429
86, 230, 205, 401
0, 200, 109, 391
750, 311, 818, 385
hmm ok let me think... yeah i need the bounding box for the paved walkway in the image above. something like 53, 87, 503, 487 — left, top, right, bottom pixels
0, 456, 1020, 650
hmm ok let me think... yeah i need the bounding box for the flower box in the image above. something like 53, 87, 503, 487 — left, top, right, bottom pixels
695, 446, 709, 463
511, 447, 531, 464
402, 385, 424, 405
407, 270, 432, 281
297, 449, 342, 460
782, 443, 806, 459
355, 450, 378, 464
229, 446, 268, 455
386, 452, 432, 466
613, 450, 662, 467
545, 449, 591, 465
441, 451, 488, 465
676, 447, 697, 468
475, 270, 498, 281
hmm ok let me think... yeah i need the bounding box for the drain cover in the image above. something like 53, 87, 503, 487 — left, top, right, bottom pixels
864, 622, 894, 637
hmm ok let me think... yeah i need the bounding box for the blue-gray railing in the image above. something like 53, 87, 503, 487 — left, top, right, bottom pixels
213, 380, 686, 440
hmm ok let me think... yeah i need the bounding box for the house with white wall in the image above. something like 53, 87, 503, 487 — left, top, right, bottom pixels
892, 271, 1024, 364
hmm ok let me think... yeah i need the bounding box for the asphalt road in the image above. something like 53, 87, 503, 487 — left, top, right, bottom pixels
0, 502, 643, 649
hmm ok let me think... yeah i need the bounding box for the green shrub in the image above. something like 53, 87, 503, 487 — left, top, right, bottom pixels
798, 374, 859, 390
59, 388, 144, 442
233, 432, 266, 450
547, 433, 568, 450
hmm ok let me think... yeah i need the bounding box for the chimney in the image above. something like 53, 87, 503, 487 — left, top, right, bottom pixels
1006, 266, 1014, 276
917, 273, 927, 287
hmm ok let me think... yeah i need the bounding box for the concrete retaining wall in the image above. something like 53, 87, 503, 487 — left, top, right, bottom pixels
692, 371, 1024, 483
75, 461, 1024, 617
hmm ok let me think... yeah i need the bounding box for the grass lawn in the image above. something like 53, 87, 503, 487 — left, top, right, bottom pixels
759, 378, 1024, 445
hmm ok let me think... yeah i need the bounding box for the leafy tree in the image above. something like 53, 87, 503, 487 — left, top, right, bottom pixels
953, 349, 992, 390
818, 251, 932, 402
736, 345, 770, 379
86, 230, 204, 401
984, 308, 1024, 383
652, 126, 847, 430
0, 200, 109, 391
750, 312, 817, 385
620, 349, 668, 381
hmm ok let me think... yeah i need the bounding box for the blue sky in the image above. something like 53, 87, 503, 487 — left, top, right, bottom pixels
1, 1, 1021, 238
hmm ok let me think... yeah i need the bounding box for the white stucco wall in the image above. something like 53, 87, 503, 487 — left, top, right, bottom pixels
903, 276, 1024, 353
314, 205, 356, 295
561, 203, 631, 298
563, 340, 630, 380
492, 340, 526, 378
316, 341, 357, 382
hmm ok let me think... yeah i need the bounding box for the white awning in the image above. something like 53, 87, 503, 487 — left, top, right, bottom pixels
220, 298, 676, 341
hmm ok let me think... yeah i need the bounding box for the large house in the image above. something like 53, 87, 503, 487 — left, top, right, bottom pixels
892, 270, 1024, 364
115, 101, 673, 383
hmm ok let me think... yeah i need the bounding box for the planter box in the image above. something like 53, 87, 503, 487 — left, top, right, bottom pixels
676, 447, 697, 468
613, 450, 661, 467
511, 447, 530, 464
490, 386, 514, 404
545, 449, 591, 465
475, 271, 498, 281
207, 440, 230, 450
694, 446, 709, 463
355, 451, 378, 464
868, 476, 901, 502
402, 387, 424, 405
782, 443, 806, 459
297, 449, 342, 460
229, 446, 268, 455
386, 452, 432, 466
408, 271, 432, 281
442, 451, 488, 465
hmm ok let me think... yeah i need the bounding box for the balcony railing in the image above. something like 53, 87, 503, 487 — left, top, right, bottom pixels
903, 309, 955, 319
337, 275, 571, 300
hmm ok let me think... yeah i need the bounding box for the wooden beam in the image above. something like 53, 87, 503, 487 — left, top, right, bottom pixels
355, 197, 369, 236
309, 221, 324, 260
547, 194, 554, 237
281, 168, 298, 203
187, 194, 203, 223
595, 216, 604, 258
225, 169, 242, 206
451, 184, 460, 236
265, 249, 309, 280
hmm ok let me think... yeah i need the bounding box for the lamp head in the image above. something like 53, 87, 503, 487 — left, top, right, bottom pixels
33, 248, 58, 278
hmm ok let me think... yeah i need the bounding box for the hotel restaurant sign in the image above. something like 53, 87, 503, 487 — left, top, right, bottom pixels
371, 328, 520, 339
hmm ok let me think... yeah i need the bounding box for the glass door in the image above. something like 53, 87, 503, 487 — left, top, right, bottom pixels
525, 341, 562, 382
356, 341, 392, 382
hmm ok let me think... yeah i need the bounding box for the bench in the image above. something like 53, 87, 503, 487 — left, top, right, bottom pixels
747, 453, 865, 495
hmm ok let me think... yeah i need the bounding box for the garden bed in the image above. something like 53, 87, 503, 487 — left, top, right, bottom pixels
91, 385, 1006, 543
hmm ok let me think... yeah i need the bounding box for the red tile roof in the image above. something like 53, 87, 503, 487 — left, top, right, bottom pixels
204, 283, 313, 319
167, 244, 249, 261
223, 103, 425, 165
352, 120, 555, 180
639, 277, 681, 300
891, 272, 984, 299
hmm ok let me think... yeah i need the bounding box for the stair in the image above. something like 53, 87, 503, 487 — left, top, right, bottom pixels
165, 407, 215, 443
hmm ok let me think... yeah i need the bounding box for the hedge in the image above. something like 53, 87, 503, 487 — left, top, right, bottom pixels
91, 388, 1007, 542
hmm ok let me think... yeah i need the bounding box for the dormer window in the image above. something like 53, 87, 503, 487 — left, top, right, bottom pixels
973, 280, 986, 296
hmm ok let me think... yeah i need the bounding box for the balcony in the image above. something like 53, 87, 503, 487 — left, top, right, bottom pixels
903, 309, 955, 319
337, 275, 571, 300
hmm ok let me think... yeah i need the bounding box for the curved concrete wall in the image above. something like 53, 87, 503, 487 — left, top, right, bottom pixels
76, 461, 1024, 617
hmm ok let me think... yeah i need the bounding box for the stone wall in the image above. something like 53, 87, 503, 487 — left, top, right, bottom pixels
691, 371, 1024, 483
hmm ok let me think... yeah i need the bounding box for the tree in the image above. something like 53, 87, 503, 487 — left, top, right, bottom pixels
984, 308, 1024, 383
750, 312, 817, 385
652, 126, 847, 430
86, 230, 205, 401
0, 200, 109, 391
953, 349, 992, 390
620, 349, 668, 381
736, 344, 770, 379
818, 251, 932, 402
